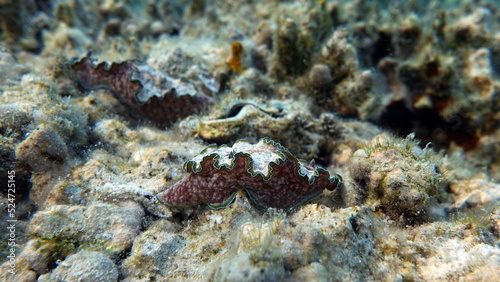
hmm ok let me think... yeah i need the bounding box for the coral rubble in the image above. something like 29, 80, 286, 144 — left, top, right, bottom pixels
349, 133, 446, 224
1, 0, 500, 281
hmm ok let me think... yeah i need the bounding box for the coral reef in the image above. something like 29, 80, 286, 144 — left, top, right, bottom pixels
121, 219, 183, 278
157, 138, 342, 211
1, 0, 500, 281
354, 4, 499, 153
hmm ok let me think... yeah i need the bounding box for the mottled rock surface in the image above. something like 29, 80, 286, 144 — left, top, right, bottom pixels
38, 251, 118, 282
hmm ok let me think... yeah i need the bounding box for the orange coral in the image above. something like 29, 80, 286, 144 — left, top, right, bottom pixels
228, 41, 244, 73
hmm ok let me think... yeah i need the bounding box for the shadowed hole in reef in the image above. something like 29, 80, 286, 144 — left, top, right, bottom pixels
172, 211, 198, 223
171, 211, 186, 223
116, 246, 133, 264
349, 216, 360, 234
377, 100, 479, 151
355, 29, 394, 69
315, 144, 331, 168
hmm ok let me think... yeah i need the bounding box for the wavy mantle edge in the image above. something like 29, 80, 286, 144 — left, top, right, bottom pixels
183, 138, 343, 187
71, 53, 205, 106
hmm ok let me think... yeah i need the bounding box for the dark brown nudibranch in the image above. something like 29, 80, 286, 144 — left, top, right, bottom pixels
156, 138, 343, 211
71, 54, 213, 125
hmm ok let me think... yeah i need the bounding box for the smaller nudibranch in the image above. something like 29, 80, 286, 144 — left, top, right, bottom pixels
71, 54, 213, 125
156, 138, 342, 211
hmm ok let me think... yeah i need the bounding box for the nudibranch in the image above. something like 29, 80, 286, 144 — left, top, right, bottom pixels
71, 54, 213, 124
156, 138, 342, 211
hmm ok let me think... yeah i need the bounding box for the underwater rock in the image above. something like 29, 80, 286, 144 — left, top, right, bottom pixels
349, 134, 446, 223
308, 29, 374, 117
251, 21, 272, 72
283, 206, 376, 280
0, 104, 31, 141
394, 14, 422, 59
29, 202, 144, 257
0, 0, 50, 52
92, 182, 174, 219
157, 138, 342, 211
410, 220, 500, 281
370, 212, 500, 280
211, 210, 286, 280
92, 119, 137, 150
309, 64, 333, 89
0, 105, 33, 205
329, 70, 376, 118
38, 251, 118, 282
71, 54, 213, 125
121, 220, 186, 278
448, 173, 500, 212
15, 124, 68, 173
0, 48, 29, 85
363, 5, 500, 152
377, 45, 496, 151
320, 29, 358, 81
42, 22, 93, 57
2, 1, 500, 281
464, 48, 495, 98
0, 240, 66, 281
291, 262, 330, 281
445, 7, 491, 47
213, 252, 286, 281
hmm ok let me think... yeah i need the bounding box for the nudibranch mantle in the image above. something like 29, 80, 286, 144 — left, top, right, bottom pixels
71, 54, 212, 124
157, 138, 343, 211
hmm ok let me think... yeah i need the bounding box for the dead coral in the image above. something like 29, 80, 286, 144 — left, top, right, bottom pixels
309, 29, 375, 117
15, 124, 68, 173
212, 210, 286, 281
270, 18, 312, 80
349, 134, 447, 224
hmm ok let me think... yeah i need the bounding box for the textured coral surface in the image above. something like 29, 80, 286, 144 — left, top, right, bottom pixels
1, 0, 499, 281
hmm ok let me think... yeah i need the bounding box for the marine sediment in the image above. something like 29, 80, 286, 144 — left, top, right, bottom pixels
1, 0, 499, 281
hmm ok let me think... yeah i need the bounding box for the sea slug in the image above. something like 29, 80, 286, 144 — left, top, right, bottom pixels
157, 138, 342, 211
71, 54, 213, 125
